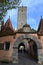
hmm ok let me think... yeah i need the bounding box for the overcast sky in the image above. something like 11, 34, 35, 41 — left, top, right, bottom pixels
4, 0, 43, 30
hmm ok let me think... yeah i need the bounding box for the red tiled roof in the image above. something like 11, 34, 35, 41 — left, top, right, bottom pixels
38, 17, 43, 35
4, 18, 15, 32
0, 18, 16, 36
5, 18, 13, 28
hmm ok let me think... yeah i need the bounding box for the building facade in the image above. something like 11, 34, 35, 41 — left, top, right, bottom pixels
0, 7, 43, 64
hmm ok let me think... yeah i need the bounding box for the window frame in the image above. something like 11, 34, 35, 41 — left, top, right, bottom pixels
4, 41, 10, 51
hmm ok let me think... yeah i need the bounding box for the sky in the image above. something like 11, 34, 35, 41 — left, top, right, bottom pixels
4, 0, 43, 30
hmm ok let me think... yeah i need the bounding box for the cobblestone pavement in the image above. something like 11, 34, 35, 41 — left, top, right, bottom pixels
0, 52, 41, 65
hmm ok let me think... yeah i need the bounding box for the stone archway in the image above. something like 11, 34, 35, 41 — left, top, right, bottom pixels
13, 34, 42, 63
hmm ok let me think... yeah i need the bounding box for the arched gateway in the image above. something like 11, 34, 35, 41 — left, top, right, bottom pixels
12, 34, 42, 63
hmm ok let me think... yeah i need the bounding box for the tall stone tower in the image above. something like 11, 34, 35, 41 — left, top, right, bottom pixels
17, 6, 27, 29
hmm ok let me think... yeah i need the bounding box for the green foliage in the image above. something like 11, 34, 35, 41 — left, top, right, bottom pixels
0, 0, 21, 22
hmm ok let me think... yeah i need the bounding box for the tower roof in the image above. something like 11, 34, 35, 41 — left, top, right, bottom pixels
5, 17, 13, 28
38, 16, 43, 35
4, 17, 15, 32
0, 17, 16, 36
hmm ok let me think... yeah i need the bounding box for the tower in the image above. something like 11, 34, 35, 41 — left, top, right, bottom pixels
0, 22, 1, 30
0, 19, 4, 31
18, 6, 27, 29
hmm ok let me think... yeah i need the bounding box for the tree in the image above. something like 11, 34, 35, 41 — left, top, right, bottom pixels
0, 0, 21, 22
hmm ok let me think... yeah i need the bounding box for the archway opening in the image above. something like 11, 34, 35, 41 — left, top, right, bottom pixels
18, 42, 25, 53
13, 35, 41, 63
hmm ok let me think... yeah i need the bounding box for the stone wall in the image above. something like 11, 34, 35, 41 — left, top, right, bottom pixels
0, 33, 43, 63
13, 33, 42, 63
0, 36, 15, 62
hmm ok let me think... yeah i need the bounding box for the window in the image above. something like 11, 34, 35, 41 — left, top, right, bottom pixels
0, 43, 4, 50
5, 42, 10, 51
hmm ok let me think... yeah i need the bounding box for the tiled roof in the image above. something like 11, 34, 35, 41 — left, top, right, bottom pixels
0, 18, 16, 36
38, 17, 43, 35
5, 18, 13, 28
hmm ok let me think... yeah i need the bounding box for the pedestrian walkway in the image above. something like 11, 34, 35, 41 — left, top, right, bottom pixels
0, 52, 41, 65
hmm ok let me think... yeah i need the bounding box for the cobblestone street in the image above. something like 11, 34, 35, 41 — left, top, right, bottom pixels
0, 52, 41, 65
